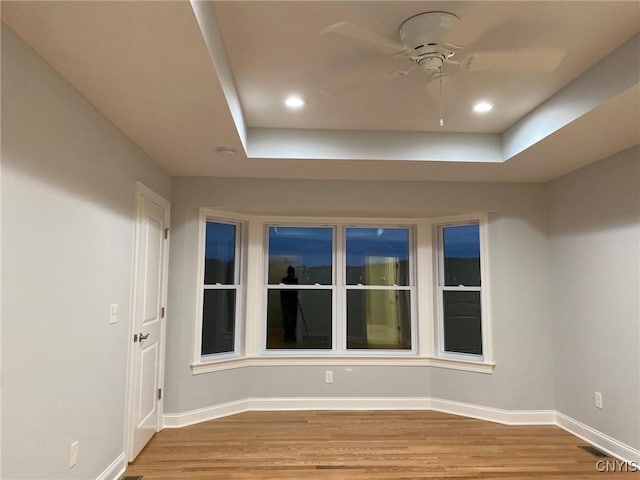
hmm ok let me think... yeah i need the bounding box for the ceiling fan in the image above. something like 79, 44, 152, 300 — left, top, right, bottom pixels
322, 11, 565, 89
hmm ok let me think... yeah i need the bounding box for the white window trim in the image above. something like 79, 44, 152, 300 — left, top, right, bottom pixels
192, 209, 248, 365
262, 222, 418, 355
431, 213, 493, 365
190, 355, 494, 374
191, 212, 494, 375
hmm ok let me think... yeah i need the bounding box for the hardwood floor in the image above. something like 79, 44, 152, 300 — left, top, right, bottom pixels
124, 410, 638, 479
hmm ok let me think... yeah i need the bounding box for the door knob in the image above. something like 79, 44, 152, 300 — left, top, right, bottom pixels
138, 333, 150, 342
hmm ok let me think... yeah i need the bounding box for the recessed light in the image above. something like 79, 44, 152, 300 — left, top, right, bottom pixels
284, 95, 305, 109
472, 101, 493, 114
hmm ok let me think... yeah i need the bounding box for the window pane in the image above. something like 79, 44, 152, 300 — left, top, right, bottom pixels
346, 290, 411, 350
346, 228, 410, 286
443, 290, 482, 355
268, 227, 333, 285
204, 222, 236, 285
443, 224, 480, 287
201, 289, 236, 355
266, 289, 332, 349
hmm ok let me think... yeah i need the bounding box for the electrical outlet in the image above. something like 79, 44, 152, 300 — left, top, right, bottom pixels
325, 370, 333, 384
109, 304, 118, 324
69, 441, 78, 469
595, 392, 603, 409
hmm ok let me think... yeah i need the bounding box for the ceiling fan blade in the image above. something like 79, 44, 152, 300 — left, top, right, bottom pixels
460, 48, 565, 73
322, 21, 410, 56
441, 41, 465, 52
320, 69, 409, 97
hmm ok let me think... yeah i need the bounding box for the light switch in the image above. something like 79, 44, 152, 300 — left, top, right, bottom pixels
109, 304, 118, 324
69, 441, 78, 468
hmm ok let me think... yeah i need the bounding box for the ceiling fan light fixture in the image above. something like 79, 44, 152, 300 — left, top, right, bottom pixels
284, 95, 306, 109
472, 101, 494, 114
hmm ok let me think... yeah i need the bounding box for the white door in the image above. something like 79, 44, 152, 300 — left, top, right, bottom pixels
127, 183, 170, 460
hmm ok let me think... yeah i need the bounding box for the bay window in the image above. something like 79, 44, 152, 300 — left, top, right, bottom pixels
192, 210, 493, 373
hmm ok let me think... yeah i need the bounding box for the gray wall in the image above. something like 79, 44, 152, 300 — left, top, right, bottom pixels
431, 211, 554, 410
166, 176, 555, 413
549, 146, 640, 449
1, 25, 171, 479
3, 15, 637, 479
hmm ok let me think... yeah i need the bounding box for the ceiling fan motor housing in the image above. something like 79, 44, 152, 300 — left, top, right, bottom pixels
417, 54, 445, 71
399, 11, 459, 68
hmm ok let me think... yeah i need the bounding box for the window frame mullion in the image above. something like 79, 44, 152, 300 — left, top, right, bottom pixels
335, 226, 344, 353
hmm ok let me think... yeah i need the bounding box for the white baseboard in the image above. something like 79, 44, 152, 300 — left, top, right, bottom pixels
163, 398, 250, 428
95, 452, 126, 480
556, 412, 640, 464
163, 396, 553, 428
162, 398, 639, 466
429, 397, 556, 425
163, 397, 431, 428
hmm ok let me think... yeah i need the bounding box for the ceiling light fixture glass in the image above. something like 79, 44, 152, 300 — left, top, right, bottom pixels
472, 101, 493, 114
284, 95, 305, 109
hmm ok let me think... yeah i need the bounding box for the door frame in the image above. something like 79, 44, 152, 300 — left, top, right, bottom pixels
124, 181, 171, 461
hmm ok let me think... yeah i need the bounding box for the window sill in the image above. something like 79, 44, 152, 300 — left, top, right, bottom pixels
191, 355, 495, 375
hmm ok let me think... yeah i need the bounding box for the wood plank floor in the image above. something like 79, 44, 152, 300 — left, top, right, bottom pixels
124, 410, 638, 479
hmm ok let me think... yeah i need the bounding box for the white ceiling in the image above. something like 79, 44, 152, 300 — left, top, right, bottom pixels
1, 1, 639, 182
214, 1, 638, 133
